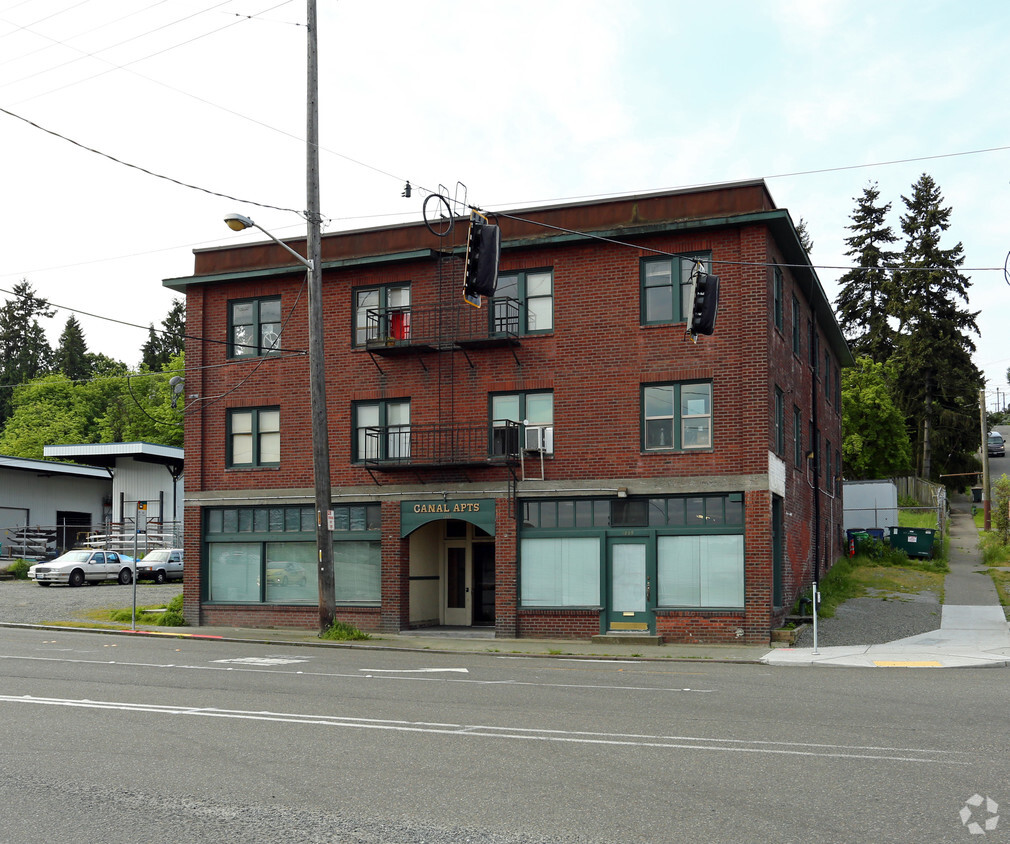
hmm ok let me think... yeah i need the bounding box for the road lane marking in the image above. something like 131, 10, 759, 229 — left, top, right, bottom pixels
0, 694, 966, 765
358, 668, 469, 673
0, 653, 715, 693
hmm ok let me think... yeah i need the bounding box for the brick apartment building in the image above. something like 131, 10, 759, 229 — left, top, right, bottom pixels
165, 179, 851, 644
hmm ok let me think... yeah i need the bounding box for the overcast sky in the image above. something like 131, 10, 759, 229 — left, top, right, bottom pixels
1, 0, 1007, 410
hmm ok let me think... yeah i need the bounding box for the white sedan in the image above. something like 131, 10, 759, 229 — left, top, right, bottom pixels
135, 548, 184, 584
29, 550, 136, 587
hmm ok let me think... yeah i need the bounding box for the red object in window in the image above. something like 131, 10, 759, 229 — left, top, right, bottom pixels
390, 311, 410, 340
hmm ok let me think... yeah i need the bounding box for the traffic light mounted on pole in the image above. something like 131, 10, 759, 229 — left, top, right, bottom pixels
462, 210, 501, 307
688, 261, 720, 337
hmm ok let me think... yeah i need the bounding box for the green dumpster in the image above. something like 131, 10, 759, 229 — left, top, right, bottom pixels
887, 526, 936, 559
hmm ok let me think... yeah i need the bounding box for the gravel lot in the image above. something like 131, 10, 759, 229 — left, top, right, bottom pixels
0, 579, 183, 625
793, 588, 942, 648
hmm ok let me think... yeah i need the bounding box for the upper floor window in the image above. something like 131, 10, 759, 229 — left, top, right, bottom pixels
354, 283, 410, 346
354, 399, 410, 461
642, 381, 712, 451
228, 407, 280, 467
793, 405, 803, 467
494, 270, 553, 334
774, 386, 784, 454
773, 265, 783, 332
491, 391, 553, 455
792, 294, 801, 355
230, 297, 281, 358
641, 254, 711, 325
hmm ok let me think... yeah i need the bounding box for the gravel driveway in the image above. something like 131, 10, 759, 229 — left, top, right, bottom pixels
793, 589, 942, 648
0, 580, 183, 625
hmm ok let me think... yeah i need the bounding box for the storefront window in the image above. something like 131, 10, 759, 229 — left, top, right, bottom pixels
657, 534, 744, 608
520, 537, 601, 607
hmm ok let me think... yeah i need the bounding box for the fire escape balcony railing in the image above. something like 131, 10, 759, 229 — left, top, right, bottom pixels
363, 299, 521, 353
360, 421, 521, 469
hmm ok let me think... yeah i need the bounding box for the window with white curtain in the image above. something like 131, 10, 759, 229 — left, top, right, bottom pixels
657, 534, 744, 608
520, 537, 600, 606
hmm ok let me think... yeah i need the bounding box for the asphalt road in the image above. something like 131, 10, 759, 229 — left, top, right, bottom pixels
1, 625, 1008, 843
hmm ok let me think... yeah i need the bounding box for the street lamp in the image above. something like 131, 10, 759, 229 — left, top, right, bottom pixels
223, 214, 313, 270
223, 209, 335, 634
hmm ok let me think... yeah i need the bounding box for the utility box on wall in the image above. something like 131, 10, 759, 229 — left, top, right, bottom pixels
842, 480, 898, 533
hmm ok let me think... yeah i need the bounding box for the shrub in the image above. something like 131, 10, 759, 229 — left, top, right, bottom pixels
320, 620, 371, 641
7, 558, 30, 580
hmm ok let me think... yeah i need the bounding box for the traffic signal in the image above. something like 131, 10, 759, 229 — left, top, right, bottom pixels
689, 270, 720, 336
463, 212, 501, 299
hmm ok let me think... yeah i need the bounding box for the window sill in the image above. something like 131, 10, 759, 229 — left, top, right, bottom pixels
655, 607, 745, 615
225, 465, 281, 471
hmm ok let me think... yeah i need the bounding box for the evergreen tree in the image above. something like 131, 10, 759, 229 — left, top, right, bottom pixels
890, 174, 982, 480
795, 218, 814, 254
0, 280, 55, 424
834, 182, 898, 362
140, 299, 186, 370
840, 357, 911, 480
54, 315, 90, 381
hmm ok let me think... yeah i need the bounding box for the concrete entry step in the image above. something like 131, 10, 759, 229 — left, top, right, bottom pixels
591, 633, 663, 646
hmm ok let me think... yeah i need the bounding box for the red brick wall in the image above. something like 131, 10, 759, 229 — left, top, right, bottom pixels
179, 197, 846, 644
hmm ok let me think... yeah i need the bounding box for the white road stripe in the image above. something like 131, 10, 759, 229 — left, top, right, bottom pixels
0, 694, 966, 765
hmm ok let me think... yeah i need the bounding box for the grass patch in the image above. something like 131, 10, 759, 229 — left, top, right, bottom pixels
813, 543, 946, 619
989, 569, 1010, 609
979, 530, 1010, 566
319, 620, 371, 641
90, 593, 186, 627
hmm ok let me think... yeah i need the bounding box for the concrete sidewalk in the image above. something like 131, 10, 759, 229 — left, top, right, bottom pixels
763, 494, 1010, 668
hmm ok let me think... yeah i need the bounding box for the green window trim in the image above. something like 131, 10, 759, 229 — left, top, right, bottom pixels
773, 265, 783, 332
227, 406, 280, 468
229, 296, 282, 358
774, 386, 784, 455
353, 398, 411, 462
640, 253, 711, 326
353, 282, 410, 347
791, 294, 801, 355
642, 381, 713, 452
493, 268, 553, 335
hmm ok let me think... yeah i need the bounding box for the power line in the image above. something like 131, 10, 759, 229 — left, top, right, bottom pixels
0, 104, 304, 215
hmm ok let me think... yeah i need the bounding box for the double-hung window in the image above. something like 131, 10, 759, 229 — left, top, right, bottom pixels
641, 254, 711, 325
230, 297, 281, 358
791, 294, 801, 355
491, 391, 553, 455
354, 283, 410, 346
643, 382, 712, 451
793, 406, 803, 467
493, 270, 553, 334
774, 386, 784, 454
228, 407, 280, 467
773, 265, 783, 332
354, 399, 410, 461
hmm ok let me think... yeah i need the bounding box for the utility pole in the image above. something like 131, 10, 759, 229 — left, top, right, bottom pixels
306, 0, 335, 632
980, 388, 991, 531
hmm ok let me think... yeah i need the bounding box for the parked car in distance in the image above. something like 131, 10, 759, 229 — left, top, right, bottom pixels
988, 432, 1005, 458
29, 549, 136, 587
267, 561, 308, 587
135, 548, 184, 584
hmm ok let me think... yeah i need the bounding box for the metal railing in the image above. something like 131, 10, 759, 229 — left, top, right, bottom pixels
363, 299, 521, 350
360, 421, 520, 469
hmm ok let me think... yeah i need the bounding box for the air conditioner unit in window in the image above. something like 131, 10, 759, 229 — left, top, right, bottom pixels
524, 425, 554, 453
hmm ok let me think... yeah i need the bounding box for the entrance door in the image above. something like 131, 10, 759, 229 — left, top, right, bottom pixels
443, 544, 470, 626
472, 543, 495, 626
607, 538, 653, 633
